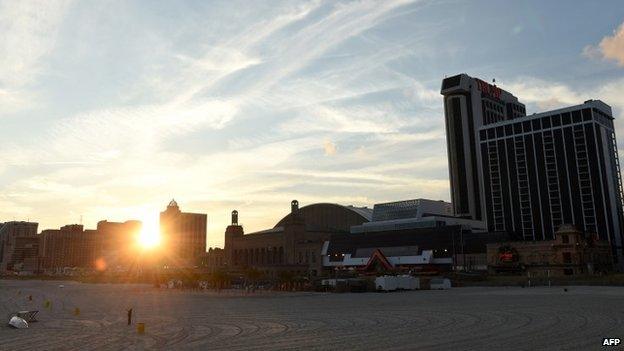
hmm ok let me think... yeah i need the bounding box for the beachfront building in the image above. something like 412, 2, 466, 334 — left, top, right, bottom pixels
223, 200, 372, 277
160, 200, 207, 268
442, 74, 624, 266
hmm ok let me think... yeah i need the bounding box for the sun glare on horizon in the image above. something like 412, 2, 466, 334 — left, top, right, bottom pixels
138, 217, 161, 249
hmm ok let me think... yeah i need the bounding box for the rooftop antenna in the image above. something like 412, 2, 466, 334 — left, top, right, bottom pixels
492, 78, 497, 86
80, 215, 83, 225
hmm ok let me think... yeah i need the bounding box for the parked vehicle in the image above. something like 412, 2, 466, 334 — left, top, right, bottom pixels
396, 275, 420, 290
375, 276, 398, 292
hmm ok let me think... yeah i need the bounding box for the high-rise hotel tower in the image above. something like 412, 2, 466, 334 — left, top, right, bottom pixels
441, 73, 624, 263
160, 200, 207, 267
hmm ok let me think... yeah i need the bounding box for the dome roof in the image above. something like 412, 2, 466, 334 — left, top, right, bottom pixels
168, 199, 179, 208
274, 203, 372, 232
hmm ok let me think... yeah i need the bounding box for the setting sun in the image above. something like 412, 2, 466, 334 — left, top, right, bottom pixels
137, 218, 161, 249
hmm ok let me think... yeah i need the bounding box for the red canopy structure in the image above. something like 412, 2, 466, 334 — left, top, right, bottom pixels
360, 249, 394, 272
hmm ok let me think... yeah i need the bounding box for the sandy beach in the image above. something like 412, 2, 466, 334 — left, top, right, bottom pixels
1, 280, 623, 350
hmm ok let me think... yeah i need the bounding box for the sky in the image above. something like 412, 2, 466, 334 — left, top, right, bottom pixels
1, 0, 624, 248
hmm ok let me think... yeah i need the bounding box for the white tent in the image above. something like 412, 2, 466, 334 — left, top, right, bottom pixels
8, 316, 28, 329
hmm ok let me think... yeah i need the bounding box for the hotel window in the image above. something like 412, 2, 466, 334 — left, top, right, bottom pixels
542, 116, 551, 128
532, 118, 541, 131
562, 112, 572, 125
522, 121, 531, 132
505, 125, 513, 135
573, 111, 582, 123
514, 123, 522, 134
552, 115, 561, 127
496, 126, 504, 138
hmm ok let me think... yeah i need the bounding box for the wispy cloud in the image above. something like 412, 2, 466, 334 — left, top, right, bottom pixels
506, 76, 624, 114
0, 0, 72, 113
505, 77, 583, 111
11, 0, 622, 250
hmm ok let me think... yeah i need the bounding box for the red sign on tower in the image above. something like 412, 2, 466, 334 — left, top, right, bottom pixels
476, 79, 502, 100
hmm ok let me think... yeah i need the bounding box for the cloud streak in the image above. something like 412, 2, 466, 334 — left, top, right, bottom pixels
0, 1, 438, 248
0, 0, 72, 113
7, 0, 621, 250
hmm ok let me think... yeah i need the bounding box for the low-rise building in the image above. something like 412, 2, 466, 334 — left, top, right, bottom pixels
201, 247, 225, 272
323, 226, 508, 274
40, 225, 102, 271
487, 224, 613, 275
351, 199, 486, 234
0, 221, 39, 272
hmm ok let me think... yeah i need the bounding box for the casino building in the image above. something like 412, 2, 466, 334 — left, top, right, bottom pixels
322, 199, 500, 273
160, 200, 207, 268
97, 220, 142, 270
40, 224, 101, 271
220, 199, 492, 276
441, 74, 526, 222
441, 74, 624, 265
350, 198, 485, 234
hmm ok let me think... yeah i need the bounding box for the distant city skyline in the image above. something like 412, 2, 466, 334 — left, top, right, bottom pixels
1, 0, 624, 248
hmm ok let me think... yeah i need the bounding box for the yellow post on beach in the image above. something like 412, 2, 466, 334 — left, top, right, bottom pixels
137, 323, 145, 334
44, 300, 51, 309
74, 307, 80, 316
